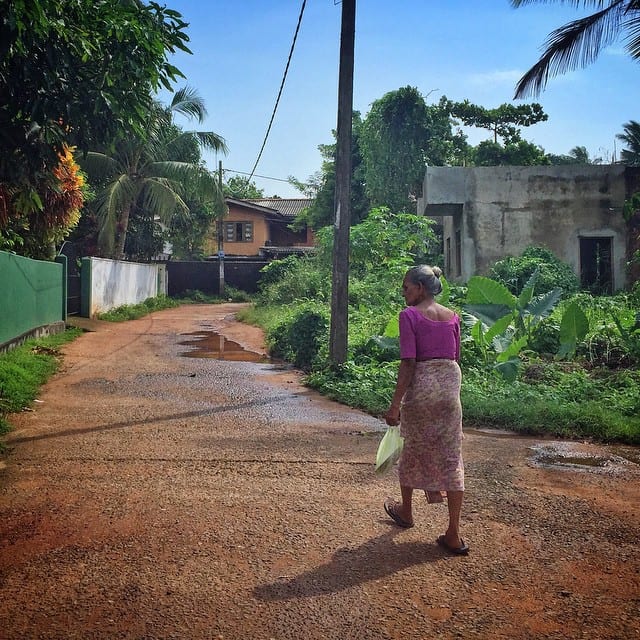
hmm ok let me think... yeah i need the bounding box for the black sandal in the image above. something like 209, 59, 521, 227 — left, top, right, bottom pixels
384, 498, 414, 528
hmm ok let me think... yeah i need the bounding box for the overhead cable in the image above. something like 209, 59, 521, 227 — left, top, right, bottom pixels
248, 0, 307, 182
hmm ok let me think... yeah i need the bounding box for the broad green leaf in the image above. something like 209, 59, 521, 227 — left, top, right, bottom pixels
484, 313, 514, 343
518, 268, 539, 309
471, 317, 486, 347
493, 357, 521, 382
466, 276, 516, 308
496, 334, 529, 362
464, 303, 514, 325
526, 288, 562, 322
383, 315, 399, 338
437, 276, 450, 306
558, 302, 589, 358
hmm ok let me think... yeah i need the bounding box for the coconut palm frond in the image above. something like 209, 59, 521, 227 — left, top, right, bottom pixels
78, 151, 122, 181
145, 160, 211, 187
623, 5, 640, 58
617, 120, 640, 165
166, 130, 228, 157
514, 0, 628, 98
139, 177, 188, 223
171, 86, 208, 123
192, 131, 228, 154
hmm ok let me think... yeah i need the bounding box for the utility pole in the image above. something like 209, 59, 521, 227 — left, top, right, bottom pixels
329, 0, 355, 365
217, 160, 226, 297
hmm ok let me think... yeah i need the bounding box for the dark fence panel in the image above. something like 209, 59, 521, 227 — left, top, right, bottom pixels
166, 259, 269, 296
59, 241, 82, 315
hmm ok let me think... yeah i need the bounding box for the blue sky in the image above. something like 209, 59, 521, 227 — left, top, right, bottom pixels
158, 0, 640, 198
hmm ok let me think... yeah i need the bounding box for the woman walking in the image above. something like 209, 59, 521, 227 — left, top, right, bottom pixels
383, 265, 468, 555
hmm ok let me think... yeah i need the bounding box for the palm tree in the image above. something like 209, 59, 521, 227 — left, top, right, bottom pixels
617, 120, 640, 165
511, 0, 640, 98
568, 145, 602, 164
81, 87, 227, 258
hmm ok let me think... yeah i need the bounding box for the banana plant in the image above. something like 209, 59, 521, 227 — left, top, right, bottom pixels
463, 270, 562, 380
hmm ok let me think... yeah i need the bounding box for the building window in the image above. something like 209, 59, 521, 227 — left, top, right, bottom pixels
225, 222, 253, 242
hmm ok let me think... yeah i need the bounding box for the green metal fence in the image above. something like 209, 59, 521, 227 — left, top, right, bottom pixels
0, 251, 65, 347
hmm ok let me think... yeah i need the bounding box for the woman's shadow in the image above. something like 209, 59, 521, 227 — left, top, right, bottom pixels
253, 525, 443, 601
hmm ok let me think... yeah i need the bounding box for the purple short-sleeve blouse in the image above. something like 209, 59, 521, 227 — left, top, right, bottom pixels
399, 306, 460, 361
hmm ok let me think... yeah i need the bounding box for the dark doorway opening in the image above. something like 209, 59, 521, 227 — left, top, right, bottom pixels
579, 237, 613, 294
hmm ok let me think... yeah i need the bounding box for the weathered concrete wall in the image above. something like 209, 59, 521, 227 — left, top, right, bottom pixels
417, 165, 630, 290
81, 258, 167, 317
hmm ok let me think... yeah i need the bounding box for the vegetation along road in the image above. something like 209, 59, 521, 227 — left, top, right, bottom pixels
0, 304, 638, 639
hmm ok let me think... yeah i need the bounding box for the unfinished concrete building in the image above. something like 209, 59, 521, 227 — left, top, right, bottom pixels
416, 165, 640, 292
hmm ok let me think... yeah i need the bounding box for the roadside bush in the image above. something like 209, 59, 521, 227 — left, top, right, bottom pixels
266, 302, 329, 371
257, 257, 329, 306
490, 246, 579, 297
98, 295, 178, 321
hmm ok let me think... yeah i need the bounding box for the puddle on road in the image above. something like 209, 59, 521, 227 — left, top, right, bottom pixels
466, 428, 640, 472
178, 330, 270, 362
529, 442, 636, 474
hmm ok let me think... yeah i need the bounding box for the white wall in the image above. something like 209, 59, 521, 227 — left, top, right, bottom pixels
83, 258, 167, 317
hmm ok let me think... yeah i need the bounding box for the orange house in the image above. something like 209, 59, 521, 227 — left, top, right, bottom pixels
204, 198, 315, 258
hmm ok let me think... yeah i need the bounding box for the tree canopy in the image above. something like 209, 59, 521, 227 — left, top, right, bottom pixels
80, 88, 226, 259
359, 87, 465, 213
448, 100, 548, 145
0, 0, 191, 247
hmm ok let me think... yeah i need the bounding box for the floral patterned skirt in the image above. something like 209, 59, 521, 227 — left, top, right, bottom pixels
398, 359, 464, 492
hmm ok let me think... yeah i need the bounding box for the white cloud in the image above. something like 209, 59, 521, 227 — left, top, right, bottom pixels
468, 69, 524, 86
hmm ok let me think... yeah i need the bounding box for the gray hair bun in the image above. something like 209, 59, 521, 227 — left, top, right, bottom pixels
406, 265, 443, 296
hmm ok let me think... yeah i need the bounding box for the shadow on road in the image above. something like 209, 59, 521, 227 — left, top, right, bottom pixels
253, 528, 444, 600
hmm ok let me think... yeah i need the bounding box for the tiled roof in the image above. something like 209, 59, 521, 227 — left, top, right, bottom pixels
246, 198, 312, 220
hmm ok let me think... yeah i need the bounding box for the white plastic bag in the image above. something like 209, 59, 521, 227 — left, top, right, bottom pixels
375, 426, 404, 474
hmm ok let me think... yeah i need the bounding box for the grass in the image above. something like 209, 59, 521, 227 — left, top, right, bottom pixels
97, 295, 179, 321
98, 290, 254, 322
0, 329, 82, 445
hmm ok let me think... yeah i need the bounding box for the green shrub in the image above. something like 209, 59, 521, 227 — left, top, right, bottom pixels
98, 295, 178, 321
257, 257, 329, 306
490, 246, 579, 297
267, 302, 329, 371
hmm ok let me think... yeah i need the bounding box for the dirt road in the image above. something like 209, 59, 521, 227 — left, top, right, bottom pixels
0, 304, 638, 640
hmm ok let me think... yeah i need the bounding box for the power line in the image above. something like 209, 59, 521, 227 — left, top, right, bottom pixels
224, 168, 295, 184
248, 0, 307, 182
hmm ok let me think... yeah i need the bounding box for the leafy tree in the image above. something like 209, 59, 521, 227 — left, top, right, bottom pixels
223, 176, 265, 199
490, 246, 579, 297
0, 0, 191, 224
472, 139, 549, 166
80, 87, 227, 259
166, 198, 216, 260
292, 112, 369, 229
0, 145, 88, 258
617, 120, 640, 166
568, 145, 601, 164
448, 100, 548, 144
511, 0, 640, 97
546, 145, 601, 165
359, 87, 466, 213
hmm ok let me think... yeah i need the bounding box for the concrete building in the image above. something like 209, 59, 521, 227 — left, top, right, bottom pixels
416, 165, 640, 292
